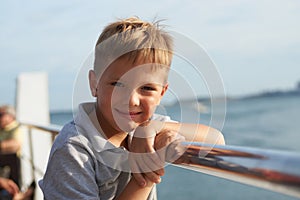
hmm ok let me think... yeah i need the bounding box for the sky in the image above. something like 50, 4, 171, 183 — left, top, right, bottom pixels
1, 0, 300, 111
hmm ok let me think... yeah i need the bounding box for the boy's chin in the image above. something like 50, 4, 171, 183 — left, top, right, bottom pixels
116, 121, 139, 133
115, 117, 150, 132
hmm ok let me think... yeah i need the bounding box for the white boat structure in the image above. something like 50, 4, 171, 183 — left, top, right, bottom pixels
15, 72, 300, 199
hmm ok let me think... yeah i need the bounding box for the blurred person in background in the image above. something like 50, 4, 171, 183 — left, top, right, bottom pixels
0, 105, 22, 187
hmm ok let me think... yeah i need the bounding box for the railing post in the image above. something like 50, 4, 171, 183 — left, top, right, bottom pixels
27, 126, 36, 181
51, 132, 56, 143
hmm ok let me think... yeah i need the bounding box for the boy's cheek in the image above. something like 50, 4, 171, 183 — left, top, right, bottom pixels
149, 95, 163, 105
147, 99, 160, 112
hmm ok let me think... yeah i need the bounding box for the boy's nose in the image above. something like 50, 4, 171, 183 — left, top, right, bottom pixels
128, 91, 140, 107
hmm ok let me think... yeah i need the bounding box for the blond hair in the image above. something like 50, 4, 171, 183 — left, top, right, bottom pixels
94, 17, 173, 77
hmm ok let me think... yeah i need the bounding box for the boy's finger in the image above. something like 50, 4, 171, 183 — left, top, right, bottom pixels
132, 173, 147, 187
154, 168, 165, 176
144, 172, 161, 184
154, 130, 177, 149
165, 138, 186, 163
141, 154, 164, 182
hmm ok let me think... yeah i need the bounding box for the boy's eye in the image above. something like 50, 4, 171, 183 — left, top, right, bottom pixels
141, 86, 156, 91
111, 82, 124, 87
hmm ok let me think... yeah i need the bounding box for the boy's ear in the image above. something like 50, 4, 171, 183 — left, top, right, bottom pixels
156, 83, 168, 106
160, 83, 169, 97
89, 70, 98, 97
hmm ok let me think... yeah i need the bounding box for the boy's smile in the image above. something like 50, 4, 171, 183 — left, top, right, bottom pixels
89, 56, 169, 137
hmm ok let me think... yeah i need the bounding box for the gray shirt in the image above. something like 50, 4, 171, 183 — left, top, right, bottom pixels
39, 102, 172, 199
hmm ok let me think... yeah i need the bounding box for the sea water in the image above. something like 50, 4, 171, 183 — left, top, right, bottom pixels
50, 95, 300, 200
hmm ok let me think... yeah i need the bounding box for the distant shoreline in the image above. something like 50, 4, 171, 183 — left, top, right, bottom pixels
50, 84, 300, 113
240, 89, 300, 100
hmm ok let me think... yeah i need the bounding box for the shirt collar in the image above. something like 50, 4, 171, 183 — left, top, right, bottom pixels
74, 102, 130, 153
3, 120, 19, 131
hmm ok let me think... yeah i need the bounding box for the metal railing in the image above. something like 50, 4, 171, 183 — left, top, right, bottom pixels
21, 123, 300, 199
178, 142, 300, 198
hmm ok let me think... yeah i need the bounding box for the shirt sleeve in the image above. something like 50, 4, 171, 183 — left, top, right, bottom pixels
40, 142, 100, 200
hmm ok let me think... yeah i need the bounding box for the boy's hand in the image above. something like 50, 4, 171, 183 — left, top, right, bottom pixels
129, 121, 186, 187
154, 130, 186, 164
129, 120, 165, 187
129, 136, 165, 187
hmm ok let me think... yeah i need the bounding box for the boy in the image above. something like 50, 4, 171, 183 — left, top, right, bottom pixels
39, 17, 224, 199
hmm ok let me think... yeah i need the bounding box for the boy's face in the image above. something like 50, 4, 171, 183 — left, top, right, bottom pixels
89, 56, 169, 134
